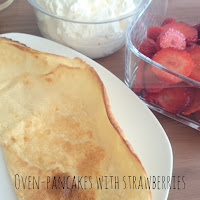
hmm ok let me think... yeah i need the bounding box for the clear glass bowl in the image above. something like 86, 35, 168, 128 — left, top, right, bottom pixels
125, 0, 200, 130
27, 0, 149, 59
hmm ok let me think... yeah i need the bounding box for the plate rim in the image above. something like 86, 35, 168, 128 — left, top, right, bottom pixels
0, 32, 173, 200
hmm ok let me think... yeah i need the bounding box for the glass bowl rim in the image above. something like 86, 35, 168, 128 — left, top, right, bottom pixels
27, 0, 150, 24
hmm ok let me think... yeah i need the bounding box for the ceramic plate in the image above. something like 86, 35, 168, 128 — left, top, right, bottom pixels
0, 33, 173, 200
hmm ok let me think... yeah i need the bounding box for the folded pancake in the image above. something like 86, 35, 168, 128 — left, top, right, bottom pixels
0, 37, 86, 82
0, 38, 151, 199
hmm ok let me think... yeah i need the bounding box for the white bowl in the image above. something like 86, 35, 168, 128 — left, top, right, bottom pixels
27, 0, 149, 59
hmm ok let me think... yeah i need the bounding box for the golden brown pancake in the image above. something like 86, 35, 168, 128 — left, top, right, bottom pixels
0, 37, 151, 199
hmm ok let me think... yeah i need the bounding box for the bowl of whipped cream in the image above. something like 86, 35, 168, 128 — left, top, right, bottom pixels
27, 0, 148, 59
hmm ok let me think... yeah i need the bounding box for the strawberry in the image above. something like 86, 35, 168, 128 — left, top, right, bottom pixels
163, 22, 198, 46
143, 87, 195, 114
142, 90, 152, 103
186, 43, 198, 51
158, 28, 186, 50
193, 23, 200, 35
182, 88, 200, 115
144, 66, 169, 93
155, 37, 161, 51
147, 26, 164, 41
151, 48, 194, 83
193, 23, 200, 31
138, 38, 157, 58
188, 46, 200, 82
193, 111, 200, 122
162, 18, 176, 26
133, 60, 145, 93
193, 24, 200, 45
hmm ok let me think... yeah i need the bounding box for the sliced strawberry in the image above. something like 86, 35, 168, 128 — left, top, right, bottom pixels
162, 18, 176, 26
193, 23, 200, 35
133, 60, 145, 93
186, 43, 198, 52
193, 111, 200, 122
193, 23, 200, 44
151, 48, 194, 83
147, 26, 164, 41
138, 38, 157, 58
193, 23, 200, 30
188, 46, 200, 82
142, 90, 152, 103
159, 28, 186, 50
143, 87, 195, 114
156, 37, 161, 51
144, 66, 169, 93
182, 88, 200, 115
163, 22, 198, 46
193, 23, 200, 34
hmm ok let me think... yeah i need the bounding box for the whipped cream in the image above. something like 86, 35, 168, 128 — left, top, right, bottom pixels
35, 0, 136, 58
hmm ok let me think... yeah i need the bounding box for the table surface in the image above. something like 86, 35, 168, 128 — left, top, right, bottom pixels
1, 0, 200, 199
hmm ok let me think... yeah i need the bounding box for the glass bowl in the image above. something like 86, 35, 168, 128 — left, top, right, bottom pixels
125, 0, 200, 130
27, 0, 149, 59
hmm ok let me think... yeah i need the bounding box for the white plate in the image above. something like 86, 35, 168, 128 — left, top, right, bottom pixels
0, 33, 173, 200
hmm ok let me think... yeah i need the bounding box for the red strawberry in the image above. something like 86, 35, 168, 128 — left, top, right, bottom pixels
156, 37, 161, 51
133, 60, 145, 93
143, 87, 195, 114
163, 22, 198, 46
142, 90, 152, 103
193, 23, 200, 44
188, 46, 200, 82
144, 66, 169, 93
158, 28, 186, 50
162, 18, 176, 26
193, 23, 200, 31
151, 48, 194, 83
138, 38, 157, 58
193, 23, 200, 34
193, 111, 200, 122
186, 43, 198, 51
147, 26, 164, 41
182, 88, 200, 115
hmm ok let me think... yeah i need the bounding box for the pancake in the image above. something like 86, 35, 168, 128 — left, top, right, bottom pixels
0, 37, 151, 199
